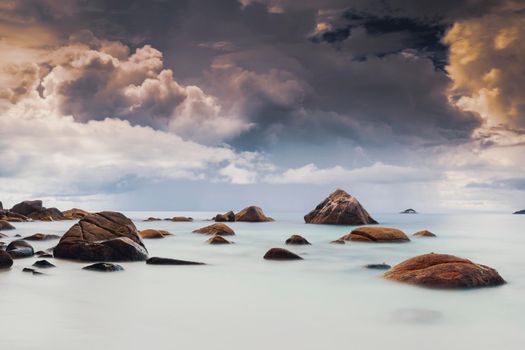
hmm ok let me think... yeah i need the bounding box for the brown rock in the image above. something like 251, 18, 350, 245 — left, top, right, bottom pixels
166, 216, 193, 222
330, 239, 345, 244
24, 233, 61, 241
143, 217, 162, 222
0, 250, 13, 269
339, 226, 410, 243
235, 206, 273, 222
0, 220, 15, 230
193, 223, 235, 236
413, 230, 436, 237
384, 253, 506, 289
53, 211, 148, 261
285, 234, 311, 245
213, 211, 235, 222
11, 200, 44, 216
139, 229, 173, 239
263, 248, 303, 260
304, 189, 377, 225
207, 235, 232, 244
62, 208, 92, 220
0, 211, 30, 222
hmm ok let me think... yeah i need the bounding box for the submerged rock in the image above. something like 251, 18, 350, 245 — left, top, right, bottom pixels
304, 189, 377, 225
6, 240, 34, 259
206, 235, 232, 244
54, 211, 148, 262
339, 226, 410, 243
213, 211, 235, 222
24, 233, 61, 241
62, 208, 91, 220
23, 267, 44, 275
193, 223, 235, 236
263, 248, 303, 260
365, 263, 391, 270
513, 209, 525, 214
146, 257, 205, 265
165, 216, 193, 222
139, 229, 173, 239
0, 250, 13, 269
0, 220, 15, 230
32, 260, 55, 268
83, 262, 124, 272
401, 208, 417, 214
235, 206, 273, 222
330, 239, 345, 244
384, 253, 506, 289
285, 234, 311, 245
413, 230, 436, 238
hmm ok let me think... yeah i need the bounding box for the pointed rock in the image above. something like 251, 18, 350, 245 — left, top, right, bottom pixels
207, 235, 232, 244
193, 223, 235, 236
285, 234, 311, 245
235, 206, 273, 222
263, 248, 302, 260
413, 230, 436, 237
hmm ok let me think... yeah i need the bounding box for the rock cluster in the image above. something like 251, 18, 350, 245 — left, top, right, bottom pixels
212, 206, 273, 222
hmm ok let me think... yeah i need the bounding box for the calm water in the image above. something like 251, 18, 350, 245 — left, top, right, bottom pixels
1, 212, 524, 349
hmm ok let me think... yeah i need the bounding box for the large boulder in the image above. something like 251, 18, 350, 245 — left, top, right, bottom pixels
304, 189, 377, 225
6, 240, 34, 259
54, 211, 148, 261
235, 206, 273, 222
0, 220, 15, 230
24, 233, 61, 241
139, 229, 173, 239
0, 250, 13, 269
11, 200, 44, 216
384, 253, 505, 289
285, 234, 311, 245
513, 209, 525, 214
62, 208, 91, 220
263, 248, 302, 260
213, 211, 235, 222
0, 211, 29, 222
339, 226, 410, 243
193, 223, 235, 236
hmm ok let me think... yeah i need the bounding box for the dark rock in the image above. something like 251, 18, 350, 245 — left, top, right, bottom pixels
165, 216, 193, 222
62, 208, 91, 220
11, 200, 44, 216
365, 263, 391, 270
263, 248, 303, 260
143, 217, 162, 222
0, 250, 13, 269
139, 229, 173, 239
6, 240, 34, 259
304, 189, 377, 225
22, 267, 44, 275
413, 230, 436, 237
24, 233, 61, 241
207, 235, 232, 244
235, 206, 273, 222
83, 262, 124, 272
146, 257, 205, 265
339, 226, 410, 243
0, 220, 15, 230
14, 234, 21, 237
54, 211, 148, 262
401, 208, 418, 214
213, 211, 235, 222
285, 234, 311, 245
0, 201, 2, 210
33, 260, 55, 268
0, 211, 30, 222
193, 223, 235, 236
513, 209, 525, 214
384, 253, 506, 289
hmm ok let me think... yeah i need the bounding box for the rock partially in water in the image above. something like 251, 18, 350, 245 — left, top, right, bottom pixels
83, 262, 124, 272
165, 216, 193, 222
24, 233, 61, 241
413, 230, 436, 238
0, 220, 15, 230
54, 211, 148, 262
213, 211, 235, 222
0, 211, 30, 222
6, 240, 34, 259
304, 189, 377, 225
193, 223, 235, 236
11, 200, 44, 216
146, 257, 205, 265
263, 248, 303, 260
0, 250, 13, 269
365, 263, 391, 270
285, 234, 311, 245
400, 208, 417, 214
339, 226, 410, 243
512, 209, 525, 214
143, 217, 162, 222
384, 253, 506, 289
206, 235, 232, 244
33, 260, 55, 268
330, 239, 345, 244
235, 206, 274, 222
62, 208, 91, 220
139, 229, 173, 239
23, 267, 44, 275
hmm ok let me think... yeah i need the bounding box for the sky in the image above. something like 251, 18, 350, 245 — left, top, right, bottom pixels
0, 0, 524, 213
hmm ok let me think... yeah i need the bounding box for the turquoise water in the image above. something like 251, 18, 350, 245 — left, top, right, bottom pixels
1, 212, 524, 349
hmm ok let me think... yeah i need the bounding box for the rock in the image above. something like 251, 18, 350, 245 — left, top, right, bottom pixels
339, 226, 410, 243
0, 211, 30, 222
263, 248, 303, 260
401, 208, 417, 214
0, 250, 13, 269
37, 253, 53, 258
365, 263, 391, 270
0, 220, 15, 230
235, 206, 274, 222
62, 208, 91, 220
33, 260, 55, 268
165, 216, 193, 222
330, 239, 345, 244
11, 200, 44, 216
0, 201, 2, 210
304, 189, 378, 225
29, 207, 64, 221
413, 230, 436, 237
53, 211, 148, 262
207, 235, 232, 244
14, 234, 21, 237
6, 240, 34, 259
146, 257, 205, 265
384, 253, 506, 289
213, 211, 235, 222
139, 229, 173, 239
285, 234, 311, 245
23, 267, 44, 275
513, 209, 525, 214
24, 233, 61, 241
193, 223, 235, 236
143, 217, 162, 222
83, 262, 124, 272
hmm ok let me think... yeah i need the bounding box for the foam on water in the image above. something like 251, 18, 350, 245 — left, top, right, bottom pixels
1, 212, 524, 349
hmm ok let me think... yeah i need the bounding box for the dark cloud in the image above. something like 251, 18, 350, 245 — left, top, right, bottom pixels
467, 178, 525, 191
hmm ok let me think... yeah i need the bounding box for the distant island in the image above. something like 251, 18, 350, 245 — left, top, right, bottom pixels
513, 209, 525, 214
400, 208, 417, 214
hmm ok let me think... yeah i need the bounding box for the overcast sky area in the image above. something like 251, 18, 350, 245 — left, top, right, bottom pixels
1, 0, 524, 213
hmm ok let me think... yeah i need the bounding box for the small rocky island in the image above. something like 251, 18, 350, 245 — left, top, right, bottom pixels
304, 189, 377, 225
212, 206, 273, 222
400, 208, 417, 214
513, 209, 525, 214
